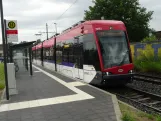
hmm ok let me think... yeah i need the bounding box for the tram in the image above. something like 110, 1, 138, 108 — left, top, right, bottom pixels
32, 20, 134, 86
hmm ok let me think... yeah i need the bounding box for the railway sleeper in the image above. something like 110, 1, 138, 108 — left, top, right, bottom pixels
148, 101, 161, 105
133, 76, 161, 84
137, 97, 151, 102
130, 95, 144, 99
140, 99, 157, 104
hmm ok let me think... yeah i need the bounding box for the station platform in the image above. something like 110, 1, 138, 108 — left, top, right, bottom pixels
0, 65, 121, 121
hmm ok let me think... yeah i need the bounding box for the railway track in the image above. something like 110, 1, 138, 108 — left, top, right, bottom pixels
103, 86, 161, 115
133, 73, 161, 85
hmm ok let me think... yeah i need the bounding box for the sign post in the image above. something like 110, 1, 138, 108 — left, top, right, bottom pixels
0, 0, 9, 100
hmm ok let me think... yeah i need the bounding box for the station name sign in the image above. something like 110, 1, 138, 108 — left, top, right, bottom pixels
6, 20, 18, 43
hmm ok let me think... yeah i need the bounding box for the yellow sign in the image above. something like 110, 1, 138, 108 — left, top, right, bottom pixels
8, 21, 16, 29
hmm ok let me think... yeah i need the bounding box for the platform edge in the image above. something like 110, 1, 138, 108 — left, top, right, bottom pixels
87, 84, 122, 121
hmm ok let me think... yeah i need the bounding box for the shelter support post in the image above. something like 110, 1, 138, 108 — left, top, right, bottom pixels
9, 45, 13, 63
54, 37, 57, 71
29, 47, 33, 76
25, 49, 28, 71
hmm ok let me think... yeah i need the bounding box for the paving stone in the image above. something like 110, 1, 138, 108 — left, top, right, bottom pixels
0, 66, 118, 121
7, 118, 21, 121
45, 115, 59, 120
22, 118, 34, 121
0, 119, 7, 121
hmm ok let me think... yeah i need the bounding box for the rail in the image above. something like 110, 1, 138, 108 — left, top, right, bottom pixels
134, 73, 161, 85
101, 85, 161, 115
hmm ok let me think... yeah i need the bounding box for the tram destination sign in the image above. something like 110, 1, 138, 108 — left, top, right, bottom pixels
6, 20, 18, 43
97, 30, 124, 37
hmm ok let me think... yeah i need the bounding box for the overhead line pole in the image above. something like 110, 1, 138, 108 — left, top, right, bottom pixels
0, 0, 9, 100
4, 19, 9, 62
46, 23, 48, 40
54, 23, 57, 71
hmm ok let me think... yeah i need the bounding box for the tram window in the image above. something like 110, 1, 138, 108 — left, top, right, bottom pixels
43, 48, 45, 59
56, 42, 62, 64
37, 49, 41, 60
73, 36, 83, 69
68, 47, 74, 63
44, 48, 48, 60
49, 47, 53, 60
46, 48, 50, 60
83, 34, 100, 70
62, 48, 69, 63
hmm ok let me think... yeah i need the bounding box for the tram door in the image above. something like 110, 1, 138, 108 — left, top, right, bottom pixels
74, 57, 80, 79
73, 36, 83, 80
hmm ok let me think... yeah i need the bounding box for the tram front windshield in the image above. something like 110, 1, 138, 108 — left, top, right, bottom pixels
97, 30, 130, 69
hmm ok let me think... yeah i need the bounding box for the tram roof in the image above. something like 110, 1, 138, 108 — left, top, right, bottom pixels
32, 20, 124, 50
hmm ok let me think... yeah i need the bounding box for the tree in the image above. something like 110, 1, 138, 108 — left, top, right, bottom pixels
141, 34, 157, 42
84, 0, 153, 42
36, 39, 41, 44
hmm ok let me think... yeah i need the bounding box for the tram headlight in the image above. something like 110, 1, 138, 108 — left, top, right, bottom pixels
129, 70, 133, 73
103, 72, 111, 75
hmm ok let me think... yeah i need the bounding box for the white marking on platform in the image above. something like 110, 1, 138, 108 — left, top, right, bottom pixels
34, 71, 41, 73
0, 65, 94, 112
67, 82, 86, 87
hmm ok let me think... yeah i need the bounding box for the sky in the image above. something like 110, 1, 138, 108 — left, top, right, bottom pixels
0, 0, 161, 43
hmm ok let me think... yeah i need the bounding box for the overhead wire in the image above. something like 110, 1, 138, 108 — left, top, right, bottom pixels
36, 0, 79, 40
55, 0, 79, 21
48, 0, 79, 29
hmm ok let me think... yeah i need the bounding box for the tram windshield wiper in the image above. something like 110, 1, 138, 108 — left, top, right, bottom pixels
118, 50, 129, 66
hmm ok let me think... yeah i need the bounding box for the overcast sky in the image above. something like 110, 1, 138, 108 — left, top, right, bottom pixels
0, 0, 161, 43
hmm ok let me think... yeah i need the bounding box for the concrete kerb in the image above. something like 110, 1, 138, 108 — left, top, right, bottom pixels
87, 84, 122, 121
33, 64, 122, 121
118, 100, 139, 111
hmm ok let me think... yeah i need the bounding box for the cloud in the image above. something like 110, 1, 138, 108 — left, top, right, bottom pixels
0, 0, 160, 43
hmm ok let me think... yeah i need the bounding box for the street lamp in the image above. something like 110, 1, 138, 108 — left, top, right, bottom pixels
34, 33, 42, 41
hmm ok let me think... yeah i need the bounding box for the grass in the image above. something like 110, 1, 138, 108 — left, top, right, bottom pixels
156, 115, 161, 121
0, 63, 5, 89
119, 102, 161, 121
122, 113, 135, 121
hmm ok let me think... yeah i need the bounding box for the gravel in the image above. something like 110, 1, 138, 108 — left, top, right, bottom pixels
117, 95, 161, 116
127, 80, 161, 96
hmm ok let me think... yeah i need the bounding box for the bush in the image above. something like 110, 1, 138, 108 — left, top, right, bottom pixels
134, 46, 161, 74
141, 34, 157, 42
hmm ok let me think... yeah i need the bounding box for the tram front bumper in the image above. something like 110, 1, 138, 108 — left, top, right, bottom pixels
102, 73, 134, 84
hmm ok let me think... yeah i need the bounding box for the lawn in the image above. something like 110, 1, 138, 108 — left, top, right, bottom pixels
0, 63, 5, 89
119, 102, 161, 121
